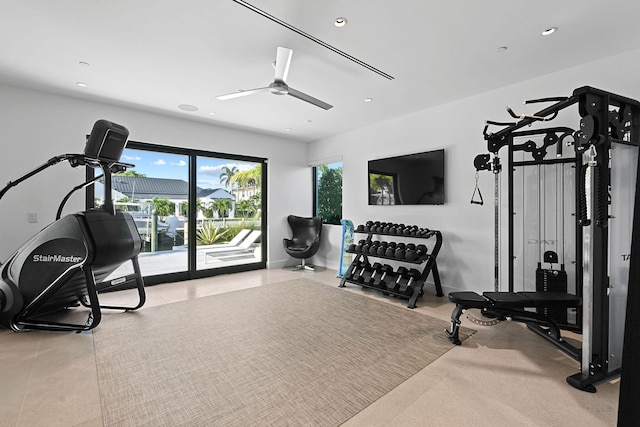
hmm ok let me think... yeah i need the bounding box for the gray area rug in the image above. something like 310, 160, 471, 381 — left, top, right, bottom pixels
93, 279, 473, 426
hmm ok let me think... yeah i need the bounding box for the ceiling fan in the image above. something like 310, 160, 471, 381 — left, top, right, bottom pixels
216, 47, 333, 110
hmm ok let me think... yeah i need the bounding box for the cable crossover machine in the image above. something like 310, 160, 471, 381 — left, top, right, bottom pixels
445, 86, 640, 392
0, 120, 146, 332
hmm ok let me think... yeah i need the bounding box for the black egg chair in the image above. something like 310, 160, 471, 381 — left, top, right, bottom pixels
283, 215, 323, 271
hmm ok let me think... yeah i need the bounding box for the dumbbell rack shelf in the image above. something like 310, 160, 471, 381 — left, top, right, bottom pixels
339, 226, 443, 308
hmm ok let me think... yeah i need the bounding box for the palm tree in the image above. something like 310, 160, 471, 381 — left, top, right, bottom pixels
236, 199, 257, 219
212, 198, 232, 226
230, 164, 261, 188
219, 166, 238, 191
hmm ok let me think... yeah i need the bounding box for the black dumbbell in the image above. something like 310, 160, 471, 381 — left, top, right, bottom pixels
357, 264, 375, 283
394, 247, 405, 259
368, 242, 380, 255
417, 228, 430, 237
375, 264, 394, 288
399, 269, 422, 296
365, 262, 384, 285
416, 244, 428, 260
403, 225, 418, 236
387, 266, 408, 292
350, 261, 370, 282
405, 247, 418, 261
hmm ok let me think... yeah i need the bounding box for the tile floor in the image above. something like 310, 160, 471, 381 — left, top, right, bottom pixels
0, 268, 620, 427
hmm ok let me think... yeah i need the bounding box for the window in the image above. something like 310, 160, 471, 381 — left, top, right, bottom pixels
89, 141, 267, 285
313, 161, 343, 225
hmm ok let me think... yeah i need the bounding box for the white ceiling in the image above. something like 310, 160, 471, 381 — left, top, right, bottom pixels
2, 0, 640, 142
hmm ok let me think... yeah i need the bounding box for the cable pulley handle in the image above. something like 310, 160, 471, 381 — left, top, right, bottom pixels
470, 172, 484, 205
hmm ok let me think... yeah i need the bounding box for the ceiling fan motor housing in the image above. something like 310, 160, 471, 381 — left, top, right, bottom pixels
269, 81, 288, 95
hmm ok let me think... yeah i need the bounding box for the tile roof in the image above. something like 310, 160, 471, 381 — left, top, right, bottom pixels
111, 176, 235, 201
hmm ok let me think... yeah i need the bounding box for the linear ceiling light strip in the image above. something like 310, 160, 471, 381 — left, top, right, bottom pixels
232, 0, 394, 80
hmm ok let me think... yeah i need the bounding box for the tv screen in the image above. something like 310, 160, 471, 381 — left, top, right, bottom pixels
368, 149, 444, 205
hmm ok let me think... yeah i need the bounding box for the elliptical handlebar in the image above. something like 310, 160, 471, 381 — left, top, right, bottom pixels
1, 119, 131, 206
0, 154, 78, 203
0, 154, 134, 204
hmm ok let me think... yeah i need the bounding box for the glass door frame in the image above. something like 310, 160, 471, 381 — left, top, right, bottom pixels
86, 140, 267, 286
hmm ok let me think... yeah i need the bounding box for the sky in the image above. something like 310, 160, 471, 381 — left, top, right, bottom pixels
121, 148, 257, 189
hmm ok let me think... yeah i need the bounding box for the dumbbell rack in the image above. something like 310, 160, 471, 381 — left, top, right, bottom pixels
338, 222, 443, 308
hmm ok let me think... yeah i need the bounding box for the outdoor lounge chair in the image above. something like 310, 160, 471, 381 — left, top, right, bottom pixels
204, 230, 261, 255
216, 229, 251, 248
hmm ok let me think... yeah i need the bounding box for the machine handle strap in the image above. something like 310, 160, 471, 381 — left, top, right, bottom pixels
470, 172, 484, 205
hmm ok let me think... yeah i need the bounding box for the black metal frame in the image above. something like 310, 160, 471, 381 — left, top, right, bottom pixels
339, 225, 443, 308
86, 141, 269, 285
468, 86, 640, 392
312, 163, 343, 226
9, 243, 146, 332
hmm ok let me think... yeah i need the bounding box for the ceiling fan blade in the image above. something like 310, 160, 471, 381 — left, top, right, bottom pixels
287, 87, 333, 110
274, 47, 292, 82
216, 87, 269, 100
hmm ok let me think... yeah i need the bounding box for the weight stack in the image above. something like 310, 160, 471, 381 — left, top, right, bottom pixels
535, 262, 568, 324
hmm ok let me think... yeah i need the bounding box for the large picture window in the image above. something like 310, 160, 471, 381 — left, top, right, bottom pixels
313, 161, 343, 225
90, 141, 267, 285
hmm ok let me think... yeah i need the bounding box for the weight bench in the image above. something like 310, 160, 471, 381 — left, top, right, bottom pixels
445, 291, 582, 358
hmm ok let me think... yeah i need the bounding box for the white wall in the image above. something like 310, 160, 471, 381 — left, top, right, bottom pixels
309, 48, 640, 294
5, 48, 640, 281
0, 84, 311, 267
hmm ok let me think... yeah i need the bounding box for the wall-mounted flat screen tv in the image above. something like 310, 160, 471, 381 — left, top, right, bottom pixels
368, 149, 445, 205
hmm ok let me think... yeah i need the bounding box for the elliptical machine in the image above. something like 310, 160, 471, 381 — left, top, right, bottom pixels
0, 120, 146, 332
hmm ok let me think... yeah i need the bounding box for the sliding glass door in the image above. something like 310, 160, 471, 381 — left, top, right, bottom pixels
195, 155, 264, 272
91, 142, 267, 285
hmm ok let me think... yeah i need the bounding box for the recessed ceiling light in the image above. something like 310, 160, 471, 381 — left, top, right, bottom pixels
285, 128, 291, 131
496, 46, 508, 53
541, 27, 558, 36
364, 97, 373, 102
76, 82, 88, 87
334, 17, 348, 27
178, 104, 198, 112
208, 112, 217, 116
